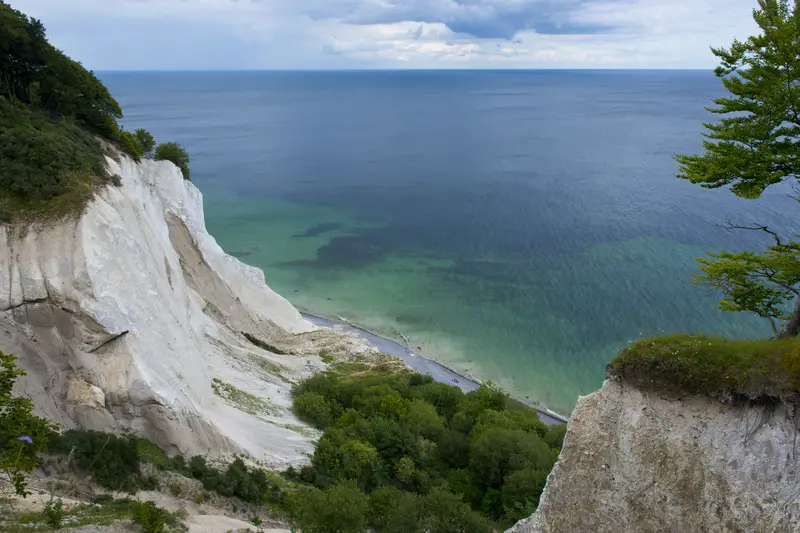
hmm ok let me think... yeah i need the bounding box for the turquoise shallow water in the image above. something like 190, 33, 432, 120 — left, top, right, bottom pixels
102, 70, 794, 414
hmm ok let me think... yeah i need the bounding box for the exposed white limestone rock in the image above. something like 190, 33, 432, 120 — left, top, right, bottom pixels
507, 379, 800, 533
0, 155, 366, 466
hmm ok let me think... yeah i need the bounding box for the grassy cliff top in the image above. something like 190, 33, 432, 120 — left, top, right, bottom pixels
608, 334, 800, 402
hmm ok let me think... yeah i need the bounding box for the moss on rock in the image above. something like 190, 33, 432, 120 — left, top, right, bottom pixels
608, 334, 800, 402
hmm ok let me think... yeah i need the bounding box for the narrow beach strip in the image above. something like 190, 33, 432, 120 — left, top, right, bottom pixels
300, 312, 569, 425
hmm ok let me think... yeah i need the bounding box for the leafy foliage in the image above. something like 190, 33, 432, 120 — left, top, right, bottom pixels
608, 334, 800, 400
43, 498, 64, 529
0, 2, 190, 220
185, 455, 282, 505
131, 501, 169, 533
694, 242, 800, 336
118, 129, 144, 161
676, 0, 800, 198
675, 0, 800, 337
286, 481, 369, 533
0, 98, 114, 222
134, 129, 156, 156
0, 1, 121, 136
288, 372, 564, 530
155, 142, 191, 180
49, 430, 143, 492
0, 351, 57, 496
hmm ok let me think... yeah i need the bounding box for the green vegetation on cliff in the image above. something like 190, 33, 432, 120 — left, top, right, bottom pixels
288, 370, 565, 531
609, 335, 800, 401
0, 1, 190, 221
0, 351, 57, 497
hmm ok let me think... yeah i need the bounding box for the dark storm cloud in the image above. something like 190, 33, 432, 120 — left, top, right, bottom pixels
303, 0, 616, 39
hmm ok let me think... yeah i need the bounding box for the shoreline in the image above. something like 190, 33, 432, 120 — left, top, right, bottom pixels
300, 311, 569, 425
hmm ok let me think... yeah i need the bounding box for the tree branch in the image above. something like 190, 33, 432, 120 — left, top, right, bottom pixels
723, 219, 784, 246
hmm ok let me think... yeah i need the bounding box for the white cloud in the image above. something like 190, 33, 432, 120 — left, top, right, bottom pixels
7, 0, 761, 69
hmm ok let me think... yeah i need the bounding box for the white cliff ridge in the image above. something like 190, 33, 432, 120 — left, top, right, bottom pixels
507, 379, 800, 533
0, 155, 366, 466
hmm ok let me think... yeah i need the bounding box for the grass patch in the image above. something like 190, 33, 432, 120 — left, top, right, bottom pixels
0, 497, 185, 532
136, 437, 170, 468
250, 355, 291, 383
243, 332, 290, 355
212, 378, 281, 417
278, 424, 320, 438
608, 334, 800, 401
319, 350, 335, 364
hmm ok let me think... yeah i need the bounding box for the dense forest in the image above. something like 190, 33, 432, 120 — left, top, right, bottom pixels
287, 371, 565, 532
0, 0, 190, 221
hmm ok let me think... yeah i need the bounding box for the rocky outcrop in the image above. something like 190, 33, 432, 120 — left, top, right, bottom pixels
507, 379, 800, 533
0, 155, 365, 466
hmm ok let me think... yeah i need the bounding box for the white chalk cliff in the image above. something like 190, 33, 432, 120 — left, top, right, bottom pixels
0, 155, 366, 467
507, 379, 800, 533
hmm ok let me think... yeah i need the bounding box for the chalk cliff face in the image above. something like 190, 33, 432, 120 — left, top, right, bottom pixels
507, 379, 800, 533
0, 155, 364, 466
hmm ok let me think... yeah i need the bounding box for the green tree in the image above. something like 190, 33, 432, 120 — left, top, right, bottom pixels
0, 351, 57, 496
294, 392, 334, 428
501, 467, 550, 523
50, 429, 140, 491
675, 0, 800, 337
374, 490, 421, 533
154, 142, 191, 180
368, 486, 415, 531
134, 129, 156, 156
288, 481, 369, 533
118, 129, 144, 161
417, 487, 492, 533
393, 456, 415, 485
543, 424, 567, 451
0, 2, 48, 102
469, 428, 555, 489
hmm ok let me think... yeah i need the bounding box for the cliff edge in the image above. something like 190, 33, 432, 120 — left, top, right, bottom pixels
0, 154, 366, 466
507, 378, 800, 533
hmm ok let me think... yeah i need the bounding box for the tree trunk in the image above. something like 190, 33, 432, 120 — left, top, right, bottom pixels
778, 294, 800, 338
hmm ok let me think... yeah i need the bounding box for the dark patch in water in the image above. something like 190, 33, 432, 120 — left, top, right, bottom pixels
230, 251, 252, 258
284, 233, 390, 269
293, 222, 341, 239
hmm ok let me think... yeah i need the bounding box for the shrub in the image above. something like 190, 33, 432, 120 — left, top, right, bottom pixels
189, 455, 210, 479
168, 482, 183, 497
188, 455, 272, 504
608, 335, 800, 401
132, 501, 170, 533
43, 498, 64, 529
154, 142, 190, 180
293, 392, 334, 428
49, 430, 141, 491
0, 99, 108, 213
117, 129, 144, 161
286, 481, 369, 533
134, 129, 156, 156
243, 332, 289, 355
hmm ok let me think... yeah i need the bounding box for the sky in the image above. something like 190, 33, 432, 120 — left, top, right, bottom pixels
10, 0, 761, 70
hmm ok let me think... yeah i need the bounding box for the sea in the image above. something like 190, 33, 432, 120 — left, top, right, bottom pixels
101, 70, 795, 415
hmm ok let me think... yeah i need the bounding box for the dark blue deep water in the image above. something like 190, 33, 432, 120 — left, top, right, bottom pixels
102, 70, 794, 414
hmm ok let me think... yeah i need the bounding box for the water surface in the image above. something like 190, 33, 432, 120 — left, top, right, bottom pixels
103, 70, 793, 414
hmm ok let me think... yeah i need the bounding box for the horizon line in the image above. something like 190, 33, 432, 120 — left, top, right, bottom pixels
96, 67, 713, 73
